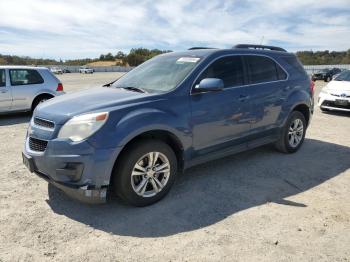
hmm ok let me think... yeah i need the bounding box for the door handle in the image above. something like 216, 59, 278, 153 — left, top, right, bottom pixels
1, 89, 8, 93
238, 94, 250, 101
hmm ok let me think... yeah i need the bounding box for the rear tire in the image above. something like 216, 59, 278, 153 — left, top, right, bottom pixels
275, 111, 306, 153
31, 95, 53, 112
112, 139, 178, 207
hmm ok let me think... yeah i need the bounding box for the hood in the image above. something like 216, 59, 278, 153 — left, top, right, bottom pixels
325, 80, 350, 91
35, 87, 150, 124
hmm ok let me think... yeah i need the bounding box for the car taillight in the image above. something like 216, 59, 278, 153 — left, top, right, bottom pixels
56, 83, 63, 92
310, 81, 315, 96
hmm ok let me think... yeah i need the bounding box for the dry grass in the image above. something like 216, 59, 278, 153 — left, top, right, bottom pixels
86, 61, 117, 66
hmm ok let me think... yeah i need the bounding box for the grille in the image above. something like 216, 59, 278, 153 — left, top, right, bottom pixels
34, 117, 55, 129
29, 137, 48, 152
322, 100, 350, 109
330, 93, 350, 98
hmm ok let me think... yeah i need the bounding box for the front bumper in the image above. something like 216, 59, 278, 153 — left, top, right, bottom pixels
23, 136, 121, 204
318, 92, 350, 112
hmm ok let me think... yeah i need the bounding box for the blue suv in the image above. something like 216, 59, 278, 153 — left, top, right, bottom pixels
22, 44, 314, 206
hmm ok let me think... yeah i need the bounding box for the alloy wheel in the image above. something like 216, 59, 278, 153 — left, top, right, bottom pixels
288, 118, 304, 148
130, 152, 171, 198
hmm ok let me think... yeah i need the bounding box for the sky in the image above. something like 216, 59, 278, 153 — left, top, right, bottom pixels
0, 0, 349, 60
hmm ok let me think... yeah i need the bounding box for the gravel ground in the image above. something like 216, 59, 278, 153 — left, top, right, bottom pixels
0, 73, 349, 262
56, 72, 125, 92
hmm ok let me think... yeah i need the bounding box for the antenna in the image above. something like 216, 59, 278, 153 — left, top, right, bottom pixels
260, 36, 264, 45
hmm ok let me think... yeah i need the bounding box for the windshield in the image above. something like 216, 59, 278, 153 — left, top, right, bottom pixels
112, 54, 201, 93
334, 70, 350, 81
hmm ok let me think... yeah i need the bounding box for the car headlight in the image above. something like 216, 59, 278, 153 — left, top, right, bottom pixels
58, 112, 109, 142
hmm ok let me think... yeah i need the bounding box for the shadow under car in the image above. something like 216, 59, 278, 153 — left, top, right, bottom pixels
46, 138, 350, 237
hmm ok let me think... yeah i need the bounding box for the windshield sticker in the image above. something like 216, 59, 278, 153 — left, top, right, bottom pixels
176, 57, 200, 64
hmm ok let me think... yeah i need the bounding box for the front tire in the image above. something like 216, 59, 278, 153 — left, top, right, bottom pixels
275, 111, 306, 153
113, 139, 178, 207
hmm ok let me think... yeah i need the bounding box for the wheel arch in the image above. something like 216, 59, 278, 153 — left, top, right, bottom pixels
291, 103, 311, 127
31, 93, 55, 111
110, 128, 186, 186
281, 86, 312, 128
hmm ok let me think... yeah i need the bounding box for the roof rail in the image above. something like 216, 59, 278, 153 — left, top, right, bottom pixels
188, 47, 215, 50
233, 44, 287, 52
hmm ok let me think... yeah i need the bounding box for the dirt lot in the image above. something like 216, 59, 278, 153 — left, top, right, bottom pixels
0, 73, 349, 262
56, 72, 125, 92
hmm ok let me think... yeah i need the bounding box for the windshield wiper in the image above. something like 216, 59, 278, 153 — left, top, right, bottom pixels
103, 80, 116, 87
118, 86, 148, 93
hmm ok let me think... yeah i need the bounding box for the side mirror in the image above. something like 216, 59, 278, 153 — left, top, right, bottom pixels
195, 78, 224, 93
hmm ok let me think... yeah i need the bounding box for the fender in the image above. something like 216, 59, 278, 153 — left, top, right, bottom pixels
115, 107, 191, 150
88, 104, 192, 154
94, 107, 192, 184
79, 105, 192, 188
279, 88, 311, 127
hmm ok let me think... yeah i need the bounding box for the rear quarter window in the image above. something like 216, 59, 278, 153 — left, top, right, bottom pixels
10, 69, 44, 86
245, 55, 287, 84
0, 69, 5, 87
282, 56, 306, 76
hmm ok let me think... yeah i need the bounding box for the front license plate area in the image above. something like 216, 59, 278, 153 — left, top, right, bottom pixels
335, 99, 349, 106
22, 153, 35, 173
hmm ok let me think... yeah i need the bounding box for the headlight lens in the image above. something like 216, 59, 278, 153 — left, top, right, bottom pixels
58, 112, 109, 142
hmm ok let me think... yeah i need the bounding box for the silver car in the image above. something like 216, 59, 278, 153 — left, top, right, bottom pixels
79, 66, 94, 74
50, 67, 63, 74
0, 66, 65, 113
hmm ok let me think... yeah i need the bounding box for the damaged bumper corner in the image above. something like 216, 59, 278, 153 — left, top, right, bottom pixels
35, 170, 107, 204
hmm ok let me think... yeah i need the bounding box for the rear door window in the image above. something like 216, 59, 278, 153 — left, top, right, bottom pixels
0, 69, 5, 87
245, 56, 287, 84
9, 69, 44, 86
196, 56, 244, 88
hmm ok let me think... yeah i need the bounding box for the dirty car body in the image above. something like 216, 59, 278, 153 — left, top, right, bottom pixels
22, 46, 313, 204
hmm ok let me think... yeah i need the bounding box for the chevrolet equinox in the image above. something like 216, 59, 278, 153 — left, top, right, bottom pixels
22, 44, 314, 206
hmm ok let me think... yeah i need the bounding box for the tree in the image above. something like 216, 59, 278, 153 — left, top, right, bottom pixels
104, 53, 114, 60
296, 49, 350, 65
115, 51, 126, 60
125, 48, 172, 66
126, 52, 145, 66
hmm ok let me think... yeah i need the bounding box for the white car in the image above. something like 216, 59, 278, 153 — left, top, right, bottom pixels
79, 67, 94, 74
0, 66, 64, 113
318, 70, 350, 112
50, 67, 63, 74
